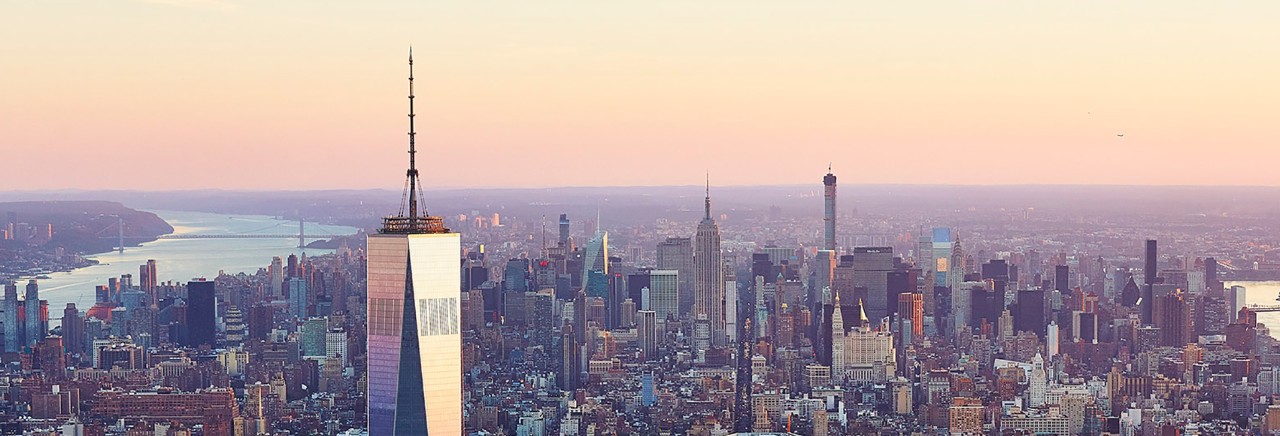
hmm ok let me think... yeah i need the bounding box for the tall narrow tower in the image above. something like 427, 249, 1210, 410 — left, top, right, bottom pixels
695, 176, 726, 348
366, 49, 462, 436
824, 166, 838, 252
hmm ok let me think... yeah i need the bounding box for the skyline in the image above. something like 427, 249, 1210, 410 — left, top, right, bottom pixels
5, 1, 1280, 190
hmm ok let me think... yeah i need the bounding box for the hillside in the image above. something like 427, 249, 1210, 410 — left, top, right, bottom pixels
0, 201, 173, 254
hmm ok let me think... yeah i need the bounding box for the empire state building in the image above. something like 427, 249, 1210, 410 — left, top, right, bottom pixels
694, 178, 726, 350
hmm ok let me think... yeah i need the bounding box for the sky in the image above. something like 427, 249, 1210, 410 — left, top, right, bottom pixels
3, 1, 1279, 190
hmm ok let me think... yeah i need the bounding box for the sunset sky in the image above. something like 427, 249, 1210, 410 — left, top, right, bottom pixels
4, 1, 1279, 190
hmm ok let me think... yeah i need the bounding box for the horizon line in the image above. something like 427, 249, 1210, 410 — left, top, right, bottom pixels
6, 182, 1280, 195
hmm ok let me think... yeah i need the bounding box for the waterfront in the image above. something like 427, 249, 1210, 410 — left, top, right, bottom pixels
1229, 280, 1280, 339
24, 210, 359, 322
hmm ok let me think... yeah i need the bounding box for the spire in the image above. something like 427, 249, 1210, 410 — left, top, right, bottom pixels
381, 47, 447, 235
704, 172, 712, 220
407, 47, 419, 222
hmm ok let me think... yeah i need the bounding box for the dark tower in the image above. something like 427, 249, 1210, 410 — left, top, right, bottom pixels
1143, 239, 1157, 324
1055, 265, 1070, 293
186, 280, 216, 349
1205, 257, 1221, 292
823, 166, 838, 252
558, 214, 570, 247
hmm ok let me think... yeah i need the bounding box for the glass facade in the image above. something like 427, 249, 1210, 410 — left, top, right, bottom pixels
367, 233, 461, 436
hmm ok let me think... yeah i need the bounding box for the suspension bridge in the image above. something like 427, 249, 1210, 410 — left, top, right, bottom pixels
98, 216, 357, 252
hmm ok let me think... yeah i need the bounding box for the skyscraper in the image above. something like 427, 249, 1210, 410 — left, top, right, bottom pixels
269, 256, 285, 300
582, 231, 608, 286
2, 282, 18, 353
695, 179, 726, 348
558, 214, 571, 247
648, 270, 680, 322
823, 166, 837, 251
815, 250, 836, 304
186, 280, 216, 349
140, 259, 158, 303
656, 237, 694, 316
1143, 239, 1157, 325
288, 278, 308, 319
25, 280, 42, 347
366, 49, 463, 436
852, 247, 894, 323
63, 303, 83, 357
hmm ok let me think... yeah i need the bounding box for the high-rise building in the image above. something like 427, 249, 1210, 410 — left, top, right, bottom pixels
63, 303, 83, 358
695, 180, 726, 348
269, 256, 285, 300
724, 264, 739, 344
582, 232, 608, 286
1013, 289, 1046, 337
25, 280, 43, 347
852, 247, 894, 323
1143, 239, 1158, 324
648, 270, 680, 322
1055, 265, 1070, 294
656, 237, 694, 317
140, 259, 158, 303
186, 280, 216, 349
815, 250, 836, 304
287, 278, 308, 319
366, 50, 463, 436
638, 310, 658, 360
823, 167, 837, 251
558, 214, 571, 247
830, 293, 847, 381
2, 282, 18, 353
1228, 285, 1247, 324
896, 292, 923, 342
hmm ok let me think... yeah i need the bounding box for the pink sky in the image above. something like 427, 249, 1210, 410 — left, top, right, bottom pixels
3, 1, 1279, 190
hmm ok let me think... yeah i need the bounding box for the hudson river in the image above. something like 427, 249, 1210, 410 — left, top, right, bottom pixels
26, 210, 358, 323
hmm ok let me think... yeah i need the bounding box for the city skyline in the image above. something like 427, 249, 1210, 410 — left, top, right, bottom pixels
6, 1, 1280, 190
7, 2, 1280, 434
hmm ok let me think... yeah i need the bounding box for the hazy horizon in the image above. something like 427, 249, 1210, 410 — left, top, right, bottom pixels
5, 1, 1279, 190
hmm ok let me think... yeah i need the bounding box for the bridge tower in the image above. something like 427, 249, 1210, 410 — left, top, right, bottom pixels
118, 216, 125, 253
298, 218, 305, 250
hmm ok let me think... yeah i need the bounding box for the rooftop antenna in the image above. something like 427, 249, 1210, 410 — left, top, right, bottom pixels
704, 172, 711, 220
381, 47, 446, 234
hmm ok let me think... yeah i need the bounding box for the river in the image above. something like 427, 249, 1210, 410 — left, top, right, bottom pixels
1226, 280, 1280, 339
23, 210, 359, 323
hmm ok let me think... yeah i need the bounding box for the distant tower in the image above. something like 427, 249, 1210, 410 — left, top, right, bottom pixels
25, 280, 42, 347
558, 214, 570, 247
695, 176, 726, 348
366, 49, 463, 436
823, 166, 837, 251
2, 282, 18, 353
1143, 239, 1157, 325
831, 292, 846, 383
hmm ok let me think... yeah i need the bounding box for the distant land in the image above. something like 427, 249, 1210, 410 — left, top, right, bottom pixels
0, 201, 173, 255
3, 185, 1280, 230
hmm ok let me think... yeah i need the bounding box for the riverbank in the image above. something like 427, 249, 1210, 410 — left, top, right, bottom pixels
31, 210, 358, 321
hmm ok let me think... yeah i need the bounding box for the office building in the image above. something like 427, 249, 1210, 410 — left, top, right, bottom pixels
694, 180, 725, 348
1143, 239, 1157, 324
852, 247, 894, 323
3, 282, 18, 353
186, 280, 216, 349
648, 270, 679, 322
824, 167, 838, 251
657, 237, 695, 317
366, 51, 463, 436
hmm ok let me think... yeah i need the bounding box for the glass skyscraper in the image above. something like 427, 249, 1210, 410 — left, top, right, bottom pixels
366, 49, 463, 436
367, 232, 461, 435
